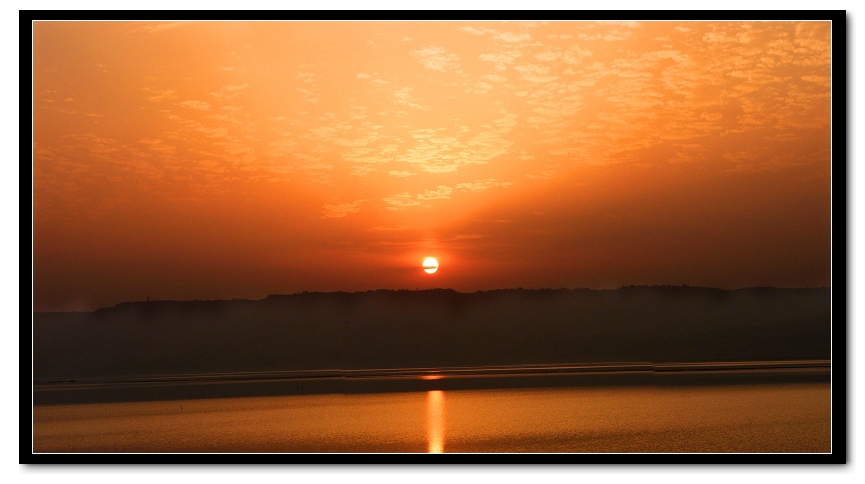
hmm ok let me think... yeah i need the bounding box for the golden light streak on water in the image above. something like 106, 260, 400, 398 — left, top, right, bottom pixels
426, 390, 445, 453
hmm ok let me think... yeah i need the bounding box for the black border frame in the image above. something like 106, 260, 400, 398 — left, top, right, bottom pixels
22, 9, 847, 464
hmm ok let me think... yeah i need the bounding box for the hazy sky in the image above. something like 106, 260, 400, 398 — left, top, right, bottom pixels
32, 21, 832, 311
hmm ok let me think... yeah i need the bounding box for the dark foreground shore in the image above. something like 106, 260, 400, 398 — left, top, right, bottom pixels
33, 360, 831, 405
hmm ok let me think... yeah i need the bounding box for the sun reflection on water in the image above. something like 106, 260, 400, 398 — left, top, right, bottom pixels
426, 390, 445, 453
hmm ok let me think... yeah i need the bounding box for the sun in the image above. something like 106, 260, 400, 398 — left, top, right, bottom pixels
423, 257, 439, 274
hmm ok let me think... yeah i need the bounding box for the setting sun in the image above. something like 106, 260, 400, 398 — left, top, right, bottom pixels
423, 258, 439, 274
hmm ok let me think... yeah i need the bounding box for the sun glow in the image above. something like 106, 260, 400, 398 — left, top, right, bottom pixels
423, 257, 439, 274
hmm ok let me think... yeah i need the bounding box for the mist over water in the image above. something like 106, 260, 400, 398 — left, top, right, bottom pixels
33, 383, 830, 453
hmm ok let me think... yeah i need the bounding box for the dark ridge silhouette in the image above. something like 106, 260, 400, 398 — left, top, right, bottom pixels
33, 286, 831, 383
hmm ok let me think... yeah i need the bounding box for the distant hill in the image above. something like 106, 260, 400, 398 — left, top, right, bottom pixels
32, 287, 832, 382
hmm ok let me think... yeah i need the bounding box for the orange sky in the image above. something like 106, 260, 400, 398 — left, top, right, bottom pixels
32, 21, 832, 311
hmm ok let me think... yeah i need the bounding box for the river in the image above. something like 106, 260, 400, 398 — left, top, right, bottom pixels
32, 382, 830, 453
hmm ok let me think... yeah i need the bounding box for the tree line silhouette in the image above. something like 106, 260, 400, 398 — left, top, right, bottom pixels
33, 286, 831, 382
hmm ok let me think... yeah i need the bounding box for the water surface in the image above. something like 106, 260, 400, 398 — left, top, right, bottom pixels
33, 383, 830, 453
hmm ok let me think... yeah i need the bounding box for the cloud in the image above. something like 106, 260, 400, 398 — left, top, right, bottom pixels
417, 186, 453, 200
455, 179, 512, 191
128, 22, 186, 34
411, 46, 460, 72
209, 84, 249, 99
801, 75, 830, 86
563, 46, 593, 64
480, 51, 522, 70
514, 64, 558, 83
370, 225, 413, 231
609, 21, 640, 29
703, 30, 738, 44
268, 139, 298, 157
383, 192, 422, 210
534, 51, 561, 62
139, 138, 176, 154
394, 87, 428, 110
602, 28, 635, 42
461, 26, 490, 36
722, 147, 820, 174
179, 100, 211, 110
449, 234, 485, 241
496, 32, 531, 43
323, 200, 366, 218
469, 81, 494, 95
36, 21, 830, 221
144, 88, 178, 103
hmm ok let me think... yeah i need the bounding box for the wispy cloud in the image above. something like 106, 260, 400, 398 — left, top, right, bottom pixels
383, 192, 422, 210
35, 21, 830, 225
411, 46, 461, 72
209, 84, 249, 99
479, 51, 522, 70
456, 179, 513, 191
178, 100, 210, 110
417, 186, 453, 201
143, 88, 177, 103
128, 22, 186, 34
323, 200, 367, 218
495, 32, 531, 43
394, 87, 428, 110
